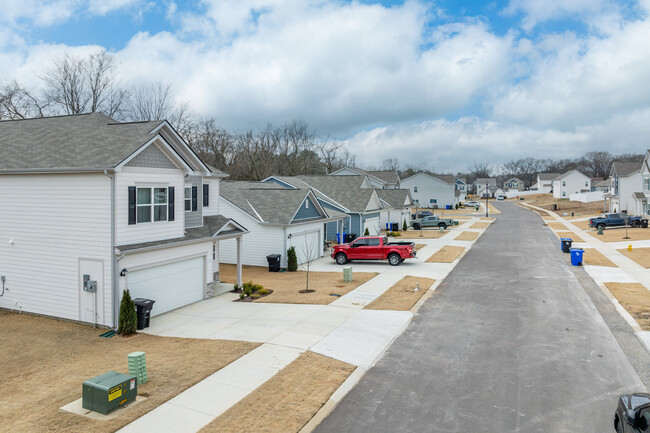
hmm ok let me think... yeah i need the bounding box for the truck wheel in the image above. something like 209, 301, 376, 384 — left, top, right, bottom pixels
388, 253, 401, 266
438, 223, 447, 229
335, 253, 348, 265
597, 223, 605, 230
413, 223, 421, 230
632, 221, 641, 228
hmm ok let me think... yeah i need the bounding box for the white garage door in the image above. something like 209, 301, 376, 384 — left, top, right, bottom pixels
364, 217, 380, 235
291, 231, 321, 265
128, 257, 204, 316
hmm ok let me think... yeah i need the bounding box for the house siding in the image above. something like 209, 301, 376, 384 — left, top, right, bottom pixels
0, 173, 113, 326
202, 178, 221, 216
350, 214, 362, 236
293, 197, 321, 220
126, 144, 178, 169
185, 175, 203, 228
611, 172, 642, 213
402, 173, 455, 208
553, 171, 591, 199
116, 167, 186, 246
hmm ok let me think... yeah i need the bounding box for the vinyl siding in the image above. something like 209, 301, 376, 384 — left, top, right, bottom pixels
350, 214, 361, 237
202, 178, 221, 216
553, 172, 591, 199
126, 143, 177, 169
116, 167, 186, 246
185, 175, 203, 228
293, 197, 321, 220
0, 173, 113, 325
401, 174, 455, 208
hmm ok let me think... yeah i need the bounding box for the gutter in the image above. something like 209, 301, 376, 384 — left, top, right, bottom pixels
103, 169, 119, 329
1, 167, 111, 174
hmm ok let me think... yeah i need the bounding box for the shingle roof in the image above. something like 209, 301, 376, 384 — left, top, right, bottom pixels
476, 178, 497, 184
367, 170, 399, 184
538, 173, 560, 181
612, 161, 643, 177
633, 192, 645, 199
0, 112, 164, 171
297, 175, 377, 213
376, 189, 412, 208
221, 181, 323, 224
118, 215, 242, 252
432, 174, 455, 184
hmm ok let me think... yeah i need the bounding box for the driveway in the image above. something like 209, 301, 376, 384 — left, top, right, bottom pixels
314, 202, 647, 432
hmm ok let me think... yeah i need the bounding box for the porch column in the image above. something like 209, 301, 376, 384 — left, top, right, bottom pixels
236, 235, 243, 288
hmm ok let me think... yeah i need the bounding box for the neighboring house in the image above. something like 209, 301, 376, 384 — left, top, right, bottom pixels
552, 170, 592, 198
218, 181, 343, 268
606, 160, 644, 213
503, 177, 525, 191
376, 189, 414, 230
455, 177, 467, 201
329, 167, 400, 189
0, 113, 248, 328
637, 150, 650, 216
475, 178, 497, 198
401, 172, 457, 209
591, 179, 610, 192
536, 173, 560, 194
530, 182, 539, 191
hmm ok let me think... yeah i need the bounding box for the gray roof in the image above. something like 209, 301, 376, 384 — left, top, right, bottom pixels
538, 173, 560, 181
0, 112, 164, 171
118, 215, 242, 252
593, 179, 610, 187
612, 161, 643, 177
367, 170, 400, 184
297, 175, 377, 213
220, 181, 324, 224
633, 192, 646, 199
433, 174, 455, 184
476, 178, 497, 184
376, 189, 412, 208
206, 164, 228, 177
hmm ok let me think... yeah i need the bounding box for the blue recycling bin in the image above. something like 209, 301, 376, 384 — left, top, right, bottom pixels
386, 223, 390, 230
560, 238, 572, 253
336, 233, 341, 243
570, 248, 584, 266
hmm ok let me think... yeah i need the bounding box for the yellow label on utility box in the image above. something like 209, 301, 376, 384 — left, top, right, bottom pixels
108, 385, 122, 401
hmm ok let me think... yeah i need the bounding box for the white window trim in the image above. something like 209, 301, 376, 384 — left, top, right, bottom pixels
136, 186, 168, 224
185, 185, 192, 212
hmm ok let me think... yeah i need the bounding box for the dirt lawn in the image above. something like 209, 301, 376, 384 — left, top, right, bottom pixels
585, 228, 650, 242
0, 310, 257, 433
456, 231, 479, 241
426, 246, 465, 263
220, 264, 377, 305
470, 222, 490, 229
581, 249, 616, 267
617, 248, 650, 268
415, 243, 427, 251
547, 221, 568, 231
554, 231, 585, 242
604, 283, 650, 330
401, 229, 450, 239
200, 351, 355, 433
520, 193, 606, 215
365, 276, 436, 311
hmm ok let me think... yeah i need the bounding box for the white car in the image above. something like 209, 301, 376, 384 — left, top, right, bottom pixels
464, 201, 480, 207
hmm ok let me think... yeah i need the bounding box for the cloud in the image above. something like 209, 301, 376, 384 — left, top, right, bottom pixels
0, 0, 81, 27
87, 0, 148, 16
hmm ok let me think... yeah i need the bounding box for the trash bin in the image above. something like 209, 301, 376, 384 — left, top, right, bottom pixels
345, 233, 356, 243
266, 254, 281, 272
552, 204, 557, 211
560, 238, 573, 253
336, 233, 341, 243
642, 219, 648, 229
391, 223, 399, 231
386, 223, 390, 230
570, 248, 584, 266
446, 205, 452, 210
133, 298, 155, 330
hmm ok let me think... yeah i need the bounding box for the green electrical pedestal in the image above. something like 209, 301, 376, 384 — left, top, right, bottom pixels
128, 351, 148, 385
82, 371, 137, 415
343, 266, 353, 282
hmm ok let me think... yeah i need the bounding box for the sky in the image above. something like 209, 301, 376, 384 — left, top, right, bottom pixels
1, 0, 650, 173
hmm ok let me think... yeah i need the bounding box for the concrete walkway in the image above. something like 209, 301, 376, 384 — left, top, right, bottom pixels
118, 216, 493, 432
314, 202, 646, 432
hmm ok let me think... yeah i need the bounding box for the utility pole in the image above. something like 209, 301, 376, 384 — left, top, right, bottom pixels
485, 181, 489, 218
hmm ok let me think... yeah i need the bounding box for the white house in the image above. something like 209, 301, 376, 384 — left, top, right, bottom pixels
606, 160, 644, 214
0, 113, 247, 328
329, 167, 400, 189
536, 173, 560, 193
219, 181, 344, 268
503, 177, 525, 192
475, 178, 497, 198
552, 170, 592, 198
455, 178, 467, 201
401, 173, 457, 209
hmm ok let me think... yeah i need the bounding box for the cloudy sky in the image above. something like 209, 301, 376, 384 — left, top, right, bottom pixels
2, 0, 650, 173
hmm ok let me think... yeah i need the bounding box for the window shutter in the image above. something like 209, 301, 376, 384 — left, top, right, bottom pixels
168, 186, 175, 221
128, 186, 136, 225
203, 184, 209, 207
192, 186, 198, 211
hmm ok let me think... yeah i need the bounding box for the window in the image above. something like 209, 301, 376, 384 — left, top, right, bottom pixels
185, 186, 192, 211
562, 181, 566, 187
305, 200, 309, 208
136, 187, 167, 223
430, 199, 437, 203
352, 238, 367, 247
585, 181, 588, 187
562, 191, 566, 197
367, 238, 380, 246
414, 187, 418, 193
645, 178, 650, 190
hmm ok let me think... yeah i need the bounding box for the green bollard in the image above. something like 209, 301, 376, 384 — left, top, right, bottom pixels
439, 226, 444, 233
597, 225, 604, 235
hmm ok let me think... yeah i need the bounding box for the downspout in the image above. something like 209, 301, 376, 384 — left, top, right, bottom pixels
283, 225, 288, 268
104, 169, 118, 329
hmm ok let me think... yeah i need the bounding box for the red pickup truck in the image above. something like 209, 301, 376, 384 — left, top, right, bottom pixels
331, 236, 416, 266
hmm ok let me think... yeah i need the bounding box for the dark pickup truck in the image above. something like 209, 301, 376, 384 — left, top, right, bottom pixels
589, 214, 645, 230
331, 236, 416, 266
615, 393, 650, 432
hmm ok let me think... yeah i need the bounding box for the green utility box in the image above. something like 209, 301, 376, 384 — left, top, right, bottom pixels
128, 351, 147, 385
82, 371, 137, 415
343, 265, 353, 282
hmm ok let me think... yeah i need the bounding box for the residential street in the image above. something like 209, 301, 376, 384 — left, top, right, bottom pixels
314, 202, 647, 432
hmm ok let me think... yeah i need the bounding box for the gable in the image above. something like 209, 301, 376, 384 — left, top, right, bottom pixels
330, 167, 362, 176
365, 192, 383, 211
293, 196, 323, 221
263, 177, 297, 189
126, 143, 178, 169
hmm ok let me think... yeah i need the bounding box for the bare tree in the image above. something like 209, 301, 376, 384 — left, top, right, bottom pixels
296, 233, 320, 293
127, 81, 193, 135
382, 158, 400, 171
580, 151, 613, 178
0, 80, 50, 119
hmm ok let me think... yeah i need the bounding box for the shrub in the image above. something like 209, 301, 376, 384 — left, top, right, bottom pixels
251, 293, 261, 299
233, 283, 239, 291
118, 289, 137, 335
364, 227, 370, 236
402, 220, 408, 231
239, 293, 245, 299
287, 246, 298, 272
243, 282, 253, 297
258, 288, 269, 295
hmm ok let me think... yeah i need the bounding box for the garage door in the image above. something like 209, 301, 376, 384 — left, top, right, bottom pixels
127, 257, 204, 316
364, 217, 380, 235
290, 231, 321, 265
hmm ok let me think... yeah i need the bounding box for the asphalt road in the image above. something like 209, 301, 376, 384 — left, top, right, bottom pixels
314, 202, 647, 433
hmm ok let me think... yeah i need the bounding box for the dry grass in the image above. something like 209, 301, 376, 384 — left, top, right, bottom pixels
480, 217, 495, 221
415, 243, 427, 251
571, 220, 593, 230
455, 231, 479, 241
555, 231, 585, 242
521, 193, 606, 215
401, 229, 450, 239
365, 276, 436, 311
585, 228, 650, 242
426, 246, 465, 263
604, 283, 650, 330
470, 222, 490, 229
0, 310, 257, 433
581, 249, 616, 267
200, 351, 355, 433
220, 264, 377, 305
617, 247, 650, 268
547, 221, 568, 231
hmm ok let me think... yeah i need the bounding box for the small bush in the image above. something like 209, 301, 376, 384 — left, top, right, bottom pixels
387, 231, 401, 237
239, 293, 245, 299
118, 289, 137, 335
402, 220, 408, 231
258, 288, 269, 295
287, 246, 298, 272
243, 282, 253, 297
233, 283, 239, 291
251, 293, 261, 299
364, 227, 370, 236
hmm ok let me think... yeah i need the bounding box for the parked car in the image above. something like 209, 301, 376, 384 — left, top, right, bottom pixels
411, 215, 458, 230
496, 194, 505, 201
331, 236, 416, 266
464, 201, 480, 208
615, 393, 650, 432
589, 214, 644, 230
